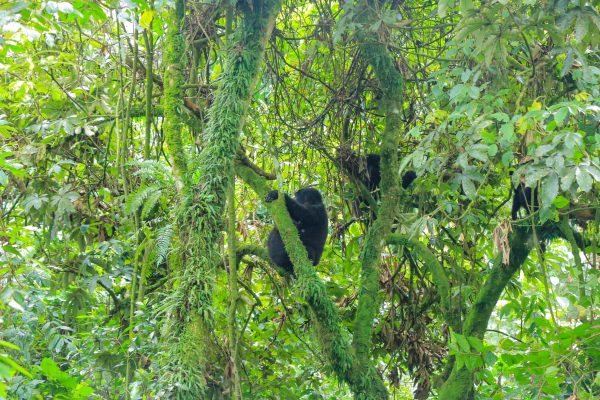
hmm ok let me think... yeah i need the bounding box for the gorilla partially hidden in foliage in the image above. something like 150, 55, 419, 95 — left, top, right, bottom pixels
265, 188, 328, 274
337, 148, 417, 219
511, 183, 539, 220
338, 149, 417, 194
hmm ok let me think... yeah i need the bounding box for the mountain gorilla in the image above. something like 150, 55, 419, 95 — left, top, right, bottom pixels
265, 188, 328, 274
511, 183, 539, 220
338, 150, 417, 194
337, 149, 417, 218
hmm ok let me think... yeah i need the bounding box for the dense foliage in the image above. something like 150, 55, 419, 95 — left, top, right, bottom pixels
1, 0, 599, 399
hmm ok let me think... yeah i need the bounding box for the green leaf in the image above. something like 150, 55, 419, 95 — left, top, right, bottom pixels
560, 170, 575, 190
0, 170, 7, 186
574, 15, 588, 42
469, 144, 489, 162
484, 351, 497, 366
545, 366, 559, 378
455, 333, 470, 352
0, 341, 19, 351
553, 195, 570, 208
467, 336, 484, 352
23, 193, 48, 212
535, 144, 555, 157
554, 107, 568, 125
461, 177, 476, 199
480, 130, 495, 144
370, 20, 382, 32
540, 173, 558, 206
459, 0, 474, 12
501, 151, 514, 166
438, 0, 453, 18
449, 84, 466, 102
499, 123, 515, 144
2, 245, 20, 256
576, 168, 592, 192
140, 10, 155, 29
465, 354, 481, 371
0, 355, 32, 378
583, 164, 600, 181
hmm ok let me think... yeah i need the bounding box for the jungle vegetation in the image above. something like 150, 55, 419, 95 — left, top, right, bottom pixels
1, 0, 599, 399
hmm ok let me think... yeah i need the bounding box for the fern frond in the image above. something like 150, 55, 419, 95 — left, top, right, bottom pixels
125, 186, 159, 215
141, 188, 163, 220
154, 223, 174, 266
130, 160, 174, 185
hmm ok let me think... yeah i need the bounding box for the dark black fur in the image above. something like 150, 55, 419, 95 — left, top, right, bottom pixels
363, 154, 417, 191
337, 151, 416, 223
511, 183, 539, 220
265, 188, 328, 273
338, 152, 417, 194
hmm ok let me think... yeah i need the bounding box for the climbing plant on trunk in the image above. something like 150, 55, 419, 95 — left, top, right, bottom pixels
160, 0, 281, 397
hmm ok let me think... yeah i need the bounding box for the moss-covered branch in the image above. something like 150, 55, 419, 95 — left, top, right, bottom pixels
162, 0, 188, 184
437, 227, 536, 399
236, 163, 387, 399
161, 1, 280, 397
351, 1, 404, 382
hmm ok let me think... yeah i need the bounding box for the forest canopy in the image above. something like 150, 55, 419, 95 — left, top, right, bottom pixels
1, 0, 599, 399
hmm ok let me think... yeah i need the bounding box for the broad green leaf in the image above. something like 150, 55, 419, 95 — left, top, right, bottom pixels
576, 168, 592, 192
484, 351, 497, 366
553, 195, 570, 208
466, 336, 484, 352
535, 144, 555, 157
455, 333, 470, 353
140, 10, 155, 29
574, 15, 588, 43
540, 173, 558, 206
465, 354, 482, 371
499, 123, 515, 144
461, 177, 476, 199
583, 164, 600, 181
554, 107, 568, 125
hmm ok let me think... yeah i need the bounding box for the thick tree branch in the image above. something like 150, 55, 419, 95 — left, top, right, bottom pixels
236, 163, 387, 399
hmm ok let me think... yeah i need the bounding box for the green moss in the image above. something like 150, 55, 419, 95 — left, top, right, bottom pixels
162, 0, 188, 184
161, 0, 281, 397
438, 227, 535, 398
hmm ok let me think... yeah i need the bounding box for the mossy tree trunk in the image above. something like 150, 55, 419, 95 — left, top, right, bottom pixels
437, 227, 536, 398
351, 1, 404, 391
160, 0, 280, 397
162, 0, 188, 186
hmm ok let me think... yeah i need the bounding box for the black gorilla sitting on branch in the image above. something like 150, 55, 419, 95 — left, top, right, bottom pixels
265, 187, 328, 274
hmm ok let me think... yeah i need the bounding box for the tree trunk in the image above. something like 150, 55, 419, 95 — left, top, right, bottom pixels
160, 1, 281, 397
437, 227, 535, 398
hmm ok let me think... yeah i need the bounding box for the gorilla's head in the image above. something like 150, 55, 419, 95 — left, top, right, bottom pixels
294, 187, 323, 205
